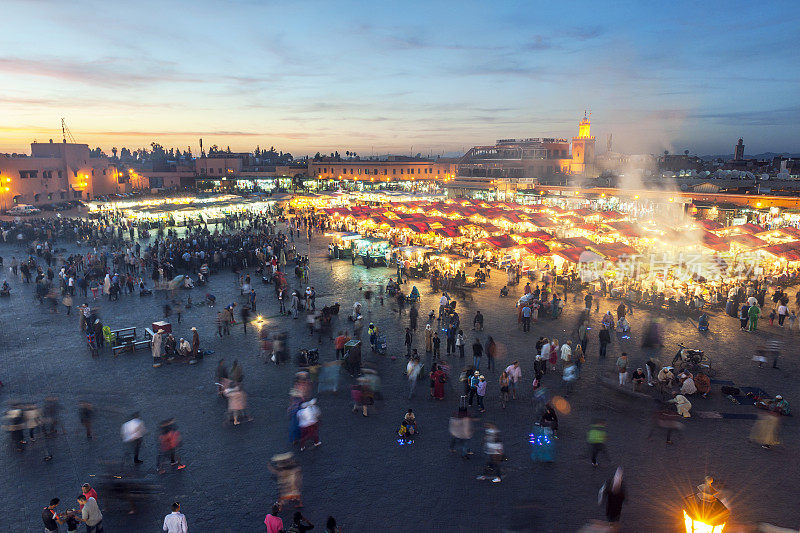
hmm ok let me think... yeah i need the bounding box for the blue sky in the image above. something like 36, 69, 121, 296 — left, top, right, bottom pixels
1, 0, 798, 156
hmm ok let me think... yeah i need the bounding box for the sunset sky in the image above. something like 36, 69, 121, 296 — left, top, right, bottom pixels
2, 0, 798, 157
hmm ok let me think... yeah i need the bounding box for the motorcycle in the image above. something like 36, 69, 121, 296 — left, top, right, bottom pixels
672, 343, 712, 375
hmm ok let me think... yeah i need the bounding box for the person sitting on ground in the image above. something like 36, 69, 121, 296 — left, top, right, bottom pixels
617, 316, 630, 333
679, 371, 697, 396
657, 366, 675, 387
539, 403, 559, 434
0, 280, 9, 296
694, 372, 710, 398
631, 368, 647, 391
178, 338, 191, 357
398, 408, 418, 439
408, 286, 420, 300
756, 394, 791, 416
668, 391, 692, 418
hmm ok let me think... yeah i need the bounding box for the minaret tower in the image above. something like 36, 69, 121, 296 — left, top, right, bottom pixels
571, 111, 596, 175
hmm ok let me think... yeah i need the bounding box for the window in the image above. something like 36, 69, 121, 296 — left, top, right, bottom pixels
58, 170, 63, 179
383, 169, 387, 175
218, 168, 222, 174
374, 169, 378, 175
393, 169, 396, 175
73, 190, 82, 199
60, 192, 65, 200
400, 169, 403, 174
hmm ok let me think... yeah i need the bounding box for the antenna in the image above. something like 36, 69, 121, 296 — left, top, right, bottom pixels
61, 118, 76, 143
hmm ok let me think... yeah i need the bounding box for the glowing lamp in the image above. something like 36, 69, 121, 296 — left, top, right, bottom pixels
683, 495, 729, 533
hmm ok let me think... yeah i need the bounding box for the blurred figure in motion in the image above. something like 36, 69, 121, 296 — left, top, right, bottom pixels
448, 406, 473, 459
43, 396, 62, 437
121, 412, 145, 465
4, 404, 26, 451
157, 418, 186, 474
78, 401, 95, 440
476, 423, 503, 483
599, 467, 626, 524
269, 452, 303, 508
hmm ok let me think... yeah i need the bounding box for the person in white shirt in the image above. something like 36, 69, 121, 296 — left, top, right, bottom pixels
777, 304, 788, 327
121, 413, 146, 464
504, 361, 522, 400
163, 502, 188, 533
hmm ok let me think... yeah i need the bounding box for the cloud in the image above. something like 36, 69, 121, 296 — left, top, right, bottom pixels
689, 106, 800, 127
0, 57, 200, 87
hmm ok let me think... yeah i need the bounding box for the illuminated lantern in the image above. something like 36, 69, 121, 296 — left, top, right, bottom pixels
682, 494, 729, 533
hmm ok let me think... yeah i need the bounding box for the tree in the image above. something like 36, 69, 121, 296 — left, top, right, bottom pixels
255, 146, 261, 157
111, 147, 118, 159
208, 145, 219, 156
226, 146, 232, 154
314, 152, 321, 161
663, 150, 669, 156
346, 151, 350, 157
684, 150, 689, 156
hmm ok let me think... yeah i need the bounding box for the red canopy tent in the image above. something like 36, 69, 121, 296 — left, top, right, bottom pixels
696, 220, 724, 232
764, 241, 800, 261
605, 221, 643, 238
558, 236, 595, 248
516, 230, 553, 241
523, 241, 550, 255
433, 227, 460, 238
484, 235, 519, 249
726, 233, 767, 249
556, 247, 603, 263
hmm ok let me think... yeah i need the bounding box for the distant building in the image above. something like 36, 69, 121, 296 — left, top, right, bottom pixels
307, 158, 455, 182
0, 140, 119, 209
456, 114, 597, 180
734, 138, 745, 161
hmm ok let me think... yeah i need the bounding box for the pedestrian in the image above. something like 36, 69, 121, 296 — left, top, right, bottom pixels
456, 329, 465, 358
407, 357, 421, 399
409, 305, 418, 331
468, 370, 480, 406
230, 360, 243, 383
404, 327, 413, 358
191, 327, 200, 362
777, 302, 788, 326
587, 419, 607, 466
325, 516, 341, 533
499, 372, 510, 408
473, 310, 484, 331
472, 338, 483, 369
42, 498, 63, 533
268, 452, 303, 508
297, 398, 321, 450
334, 331, 348, 360
599, 327, 611, 358
750, 410, 781, 449
432, 330, 441, 361
163, 502, 188, 533
430, 363, 446, 400
504, 361, 521, 400
224, 384, 249, 425
448, 407, 474, 458
121, 412, 145, 465
288, 511, 315, 533
78, 401, 94, 440
476, 423, 503, 483
476, 375, 487, 412
157, 419, 186, 474
63, 293, 73, 315
264, 504, 284, 533
485, 336, 496, 372
616, 353, 628, 386
599, 467, 626, 523
151, 329, 163, 368
424, 324, 433, 353
748, 302, 760, 331
77, 493, 103, 533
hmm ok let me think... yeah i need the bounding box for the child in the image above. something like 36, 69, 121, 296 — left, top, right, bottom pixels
769, 308, 776, 326
65, 509, 80, 532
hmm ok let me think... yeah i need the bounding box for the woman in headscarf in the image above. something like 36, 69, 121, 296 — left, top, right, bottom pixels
599, 466, 626, 523
424, 324, 433, 353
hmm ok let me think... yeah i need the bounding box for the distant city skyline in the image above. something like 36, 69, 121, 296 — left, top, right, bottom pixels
1, 0, 798, 156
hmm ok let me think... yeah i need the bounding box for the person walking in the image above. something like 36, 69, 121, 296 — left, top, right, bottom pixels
485, 336, 496, 372
587, 420, 608, 467
424, 325, 433, 354
615, 353, 628, 386
599, 327, 611, 359
748, 302, 760, 331
403, 328, 413, 358
407, 357, 422, 399
467, 370, 480, 406
151, 328, 163, 368
264, 504, 283, 533
456, 330, 465, 358
472, 338, 483, 369
432, 330, 441, 361
121, 413, 145, 465
477, 423, 504, 483
163, 502, 188, 533
599, 467, 626, 524
504, 361, 522, 400
409, 305, 418, 331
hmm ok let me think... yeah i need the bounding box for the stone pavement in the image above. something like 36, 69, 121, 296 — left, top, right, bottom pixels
1, 234, 798, 532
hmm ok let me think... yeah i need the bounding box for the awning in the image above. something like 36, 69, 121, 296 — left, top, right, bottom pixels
523, 241, 550, 255
558, 236, 595, 248
484, 235, 519, 249
556, 247, 603, 264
